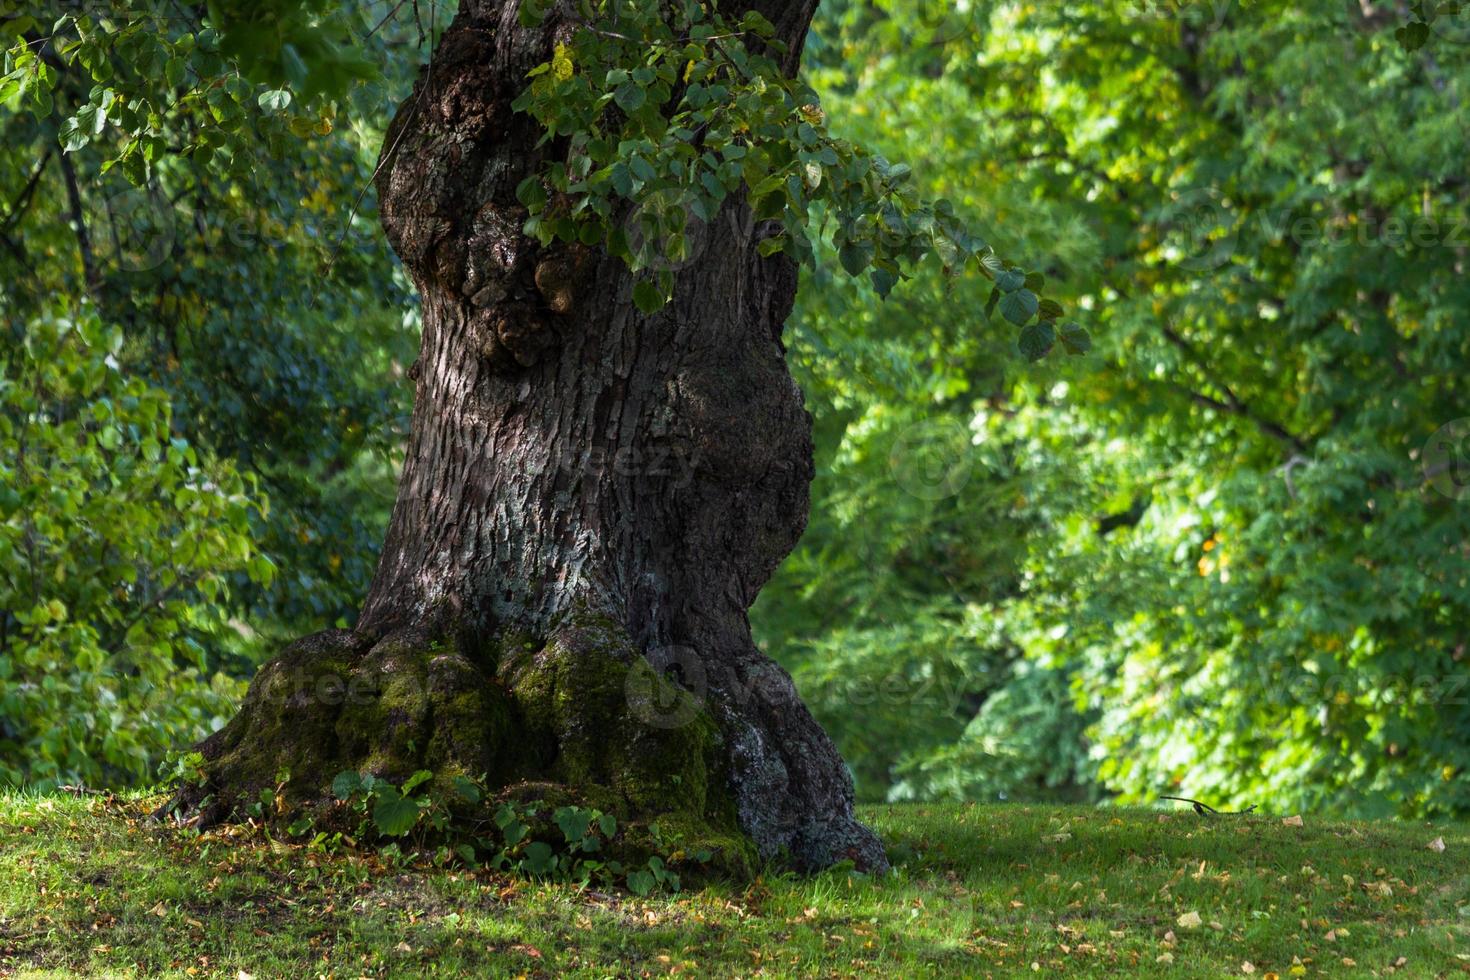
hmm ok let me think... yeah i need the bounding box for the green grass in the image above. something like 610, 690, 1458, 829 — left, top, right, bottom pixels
0, 794, 1466, 977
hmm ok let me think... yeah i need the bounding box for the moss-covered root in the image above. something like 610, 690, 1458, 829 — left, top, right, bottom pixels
498, 616, 757, 878
170, 627, 517, 825
167, 618, 758, 878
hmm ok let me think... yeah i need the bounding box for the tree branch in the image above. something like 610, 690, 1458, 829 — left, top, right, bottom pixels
1159, 323, 1308, 453
56, 150, 100, 298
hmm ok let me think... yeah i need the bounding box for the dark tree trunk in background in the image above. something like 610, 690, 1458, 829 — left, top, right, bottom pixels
178, 0, 886, 873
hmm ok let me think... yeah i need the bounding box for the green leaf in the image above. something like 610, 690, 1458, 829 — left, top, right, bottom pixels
629, 156, 657, 184
522, 841, 555, 874
1396, 22, 1430, 50
996, 269, 1026, 292
331, 771, 363, 799
1019, 320, 1057, 361
633, 280, 667, 314
372, 790, 421, 836
626, 869, 656, 896
999, 288, 1040, 326
984, 286, 1001, 319
871, 268, 898, 300
554, 806, 591, 843
451, 775, 482, 804
257, 88, 292, 114
838, 240, 873, 277
614, 81, 646, 113
516, 176, 548, 211
1059, 321, 1092, 355
740, 12, 778, 37
401, 769, 433, 794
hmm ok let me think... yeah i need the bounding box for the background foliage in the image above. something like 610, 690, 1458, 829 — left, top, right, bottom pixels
3, 0, 1467, 818
0, 309, 267, 785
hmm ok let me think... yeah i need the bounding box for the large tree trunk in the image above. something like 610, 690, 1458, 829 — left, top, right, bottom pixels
177, 0, 886, 873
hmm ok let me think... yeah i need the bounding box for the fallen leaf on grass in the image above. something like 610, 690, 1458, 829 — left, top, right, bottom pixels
1176, 911, 1203, 929
1281, 814, 1304, 827
1427, 837, 1446, 853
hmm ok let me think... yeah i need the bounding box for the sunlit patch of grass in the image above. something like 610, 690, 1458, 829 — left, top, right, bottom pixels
0, 793, 1465, 977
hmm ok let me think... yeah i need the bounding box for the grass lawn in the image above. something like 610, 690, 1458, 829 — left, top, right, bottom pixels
0, 793, 1466, 977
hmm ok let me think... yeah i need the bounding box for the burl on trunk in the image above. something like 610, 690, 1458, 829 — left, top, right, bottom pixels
176, 0, 886, 873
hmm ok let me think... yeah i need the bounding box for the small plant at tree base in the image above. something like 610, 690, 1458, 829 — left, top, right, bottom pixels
319, 770, 697, 894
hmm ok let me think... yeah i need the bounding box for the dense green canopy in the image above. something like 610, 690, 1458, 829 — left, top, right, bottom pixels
2, 0, 1467, 818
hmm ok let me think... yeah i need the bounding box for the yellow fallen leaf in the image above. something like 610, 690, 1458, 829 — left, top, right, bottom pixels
1177, 911, 1203, 929
1242, 962, 1256, 974
1157, 953, 1175, 964
1281, 814, 1304, 827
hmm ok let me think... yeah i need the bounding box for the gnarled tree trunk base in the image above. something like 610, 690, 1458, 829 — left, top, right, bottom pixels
170, 610, 885, 875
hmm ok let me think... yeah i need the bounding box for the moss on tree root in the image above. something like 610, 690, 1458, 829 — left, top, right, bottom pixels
177, 615, 756, 878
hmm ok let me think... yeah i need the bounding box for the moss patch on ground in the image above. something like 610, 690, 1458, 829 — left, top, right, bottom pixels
1, 795, 1467, 977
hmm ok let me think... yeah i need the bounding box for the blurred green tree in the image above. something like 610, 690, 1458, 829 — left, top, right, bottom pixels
758, 0, 1470, 818
0, 309, 270, 787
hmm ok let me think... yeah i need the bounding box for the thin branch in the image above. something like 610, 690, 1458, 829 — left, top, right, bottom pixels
1160, 323, 1308, 453
0, 149, 53, 234
57, 150, 101, 297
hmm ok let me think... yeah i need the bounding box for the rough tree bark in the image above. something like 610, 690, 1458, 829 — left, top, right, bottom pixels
175, 0, 887, 873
